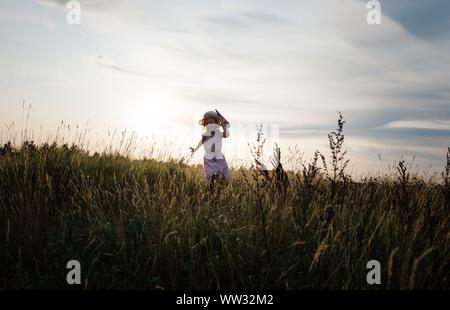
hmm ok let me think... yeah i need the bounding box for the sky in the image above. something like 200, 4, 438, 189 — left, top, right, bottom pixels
0, 0, 449, 175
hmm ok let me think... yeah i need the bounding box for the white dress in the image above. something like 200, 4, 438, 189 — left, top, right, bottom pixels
201, 123, 230, 160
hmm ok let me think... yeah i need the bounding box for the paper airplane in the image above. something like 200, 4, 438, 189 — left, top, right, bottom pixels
215, 109, 229, 125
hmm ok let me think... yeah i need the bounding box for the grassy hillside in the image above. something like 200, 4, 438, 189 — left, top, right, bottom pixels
0, 117, 449, 289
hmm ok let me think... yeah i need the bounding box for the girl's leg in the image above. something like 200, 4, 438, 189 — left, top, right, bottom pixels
204, 157, 229, 188
221, 158, 230, 184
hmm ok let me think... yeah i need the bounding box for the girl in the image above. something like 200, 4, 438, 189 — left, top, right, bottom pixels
190, 110, 230, 186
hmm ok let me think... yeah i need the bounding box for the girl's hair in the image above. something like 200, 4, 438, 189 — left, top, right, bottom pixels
200, 111, 221, 126
201, 117, 220, 126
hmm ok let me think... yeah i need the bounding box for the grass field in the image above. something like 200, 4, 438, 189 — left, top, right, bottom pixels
0, 115, 449, 289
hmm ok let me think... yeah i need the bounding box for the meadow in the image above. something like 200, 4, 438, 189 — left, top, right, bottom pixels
0, 114, 449, 289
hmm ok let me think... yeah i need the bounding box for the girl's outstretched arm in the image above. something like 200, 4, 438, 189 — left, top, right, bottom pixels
190, 139, 203, 154
222, 123, 230, 138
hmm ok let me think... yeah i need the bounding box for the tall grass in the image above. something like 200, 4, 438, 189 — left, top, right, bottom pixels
0, 114, 449, 289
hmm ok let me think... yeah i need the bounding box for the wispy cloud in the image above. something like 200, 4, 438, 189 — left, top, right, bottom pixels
34, 0, 67, 8
237, 11, 285, 24
159, 27, 192, 34
181, 89, 257, 106
204, 15, 251, 28
383, 119, 450, 130
81, 53, 160, 79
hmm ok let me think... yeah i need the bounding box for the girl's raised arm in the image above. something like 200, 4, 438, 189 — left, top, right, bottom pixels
222, 123, 230, 138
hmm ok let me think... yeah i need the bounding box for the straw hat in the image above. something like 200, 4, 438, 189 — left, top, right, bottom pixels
199, 110, 219, 125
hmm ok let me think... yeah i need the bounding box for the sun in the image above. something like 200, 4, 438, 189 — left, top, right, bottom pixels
126, 87, 173, 137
